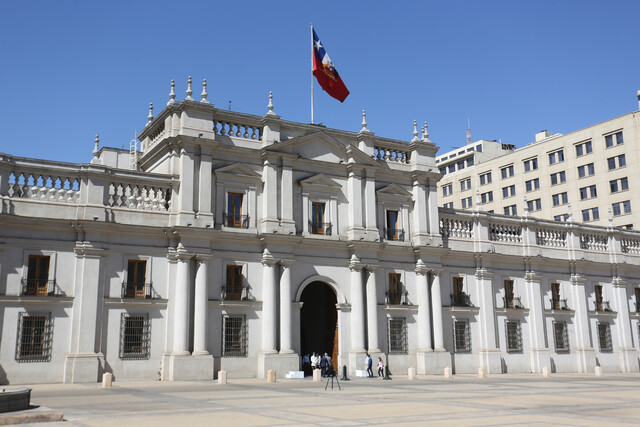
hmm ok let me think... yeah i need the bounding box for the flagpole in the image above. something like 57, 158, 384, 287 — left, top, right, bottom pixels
310, 23, 314, 124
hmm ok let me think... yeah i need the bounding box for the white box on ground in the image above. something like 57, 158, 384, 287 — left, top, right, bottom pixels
285, 371, 304, 379
355, 369, 368, 377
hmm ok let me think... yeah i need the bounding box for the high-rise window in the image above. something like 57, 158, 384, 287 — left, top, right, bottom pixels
548, 150, 564, 165
523, 158, 538, 172
582, 207, 599, 222
525, 178, 540, 192
612, 201, 631, 216
461, 196, 472, 209
579, 185, 597, 200
577, 163, 595, 178
610, 177, 629, 193
551, 283, 561, 310
481, 191, 493, 204
552, 192, 568, 206
575, 140, 592, 156
502, 185, 516, 198
443, 202, 454, 209
605, 131, 623, 148
501, 165, 514, 179
550, 171, 566, 185
460, 178, 471, 191
607, 154, 626, 170
442, 183, 453, 196
527, 198, 542, 211
504, 205, 517, 216
480, 172, 492, 185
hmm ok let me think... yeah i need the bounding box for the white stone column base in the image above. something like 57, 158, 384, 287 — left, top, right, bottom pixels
63, 352, 104, 383
347, 227, 367, 241
258, 352, 299, 379
259, 218, 280, 234
618, 347, 639, 373
529, 348, 551, 374
416, 350, 451, 375
478, 348, 502, 374
167, 353, 214, 381
575, 347, 597, 373
348, 350, 367, 376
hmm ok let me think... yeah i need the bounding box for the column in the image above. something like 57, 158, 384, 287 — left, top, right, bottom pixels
347, 167, 365, 240
476, 268, 501, 373
612, 277, 638, 372
279, 261, 294, 353
416, 262, 432, 351
177, 147, 195, 221
571, 274, 596, 373
173, 253, 190, 355
197, 147, 213, 223
193, 256, 209, 355
364, 171, 377, 236
426, 181, 439, 235
365, 266, 380, 352
261, 249, 278, 353
412, 177, 429, 245
349, 255, 366, 352
280, 160, 295, 233
430, 271, 444, 351
260, 157, 279, 233
525, 271, 550, 373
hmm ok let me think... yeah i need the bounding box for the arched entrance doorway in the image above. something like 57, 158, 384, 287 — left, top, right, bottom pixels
300, 281, 338, 372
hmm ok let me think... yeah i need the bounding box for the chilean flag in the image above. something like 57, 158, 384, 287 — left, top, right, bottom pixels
312, 28, 350, 102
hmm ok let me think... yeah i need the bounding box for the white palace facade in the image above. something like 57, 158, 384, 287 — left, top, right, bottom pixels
1, 80, 640, 384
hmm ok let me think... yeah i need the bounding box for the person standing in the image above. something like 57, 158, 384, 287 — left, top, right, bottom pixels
311, 352, 320, 371
365, 353, 373, 378
302, 353, 311, 376
319, 353, 328, 377
377, 357, 384, 379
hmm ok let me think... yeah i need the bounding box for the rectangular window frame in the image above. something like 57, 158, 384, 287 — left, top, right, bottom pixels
553, 321, 570, 353
597, 322, 613, 353
223, 315, 248, 358
388, 317, 408, 354
453, 320, 471, 353
15, 312, 53, 362
119, 313, 151, 360
505, 320, 523, 353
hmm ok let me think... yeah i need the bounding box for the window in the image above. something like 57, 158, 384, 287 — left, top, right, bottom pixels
476, 144, 483, 152
551, 283, 561, 310
579, 185, 597, 200
452, 277, 466, 306
442, 183, 453, 196
607, 154, 626, 170
460, 178, 471, 191
461, 196, 473, 209
15, 312, 53, 362
448, 164, 455, 173
582, 207, 599, 222
527, 198, 541, 212
385, 210, 403, 241
225, 265, 243, 300
388, 273, 402, 305
525, 178, 540, 192
119, 314, 150, 360
594, 285, 604, 311
505, 320, 523, 353
504, 205, 517, 216
124, 260, 147, 299
457, 160, 465, 170
597, 322, 612, 352
605, 131, 623, 148
553, 321, 570, 353
523, 158, 538, 172
575, 140, 592, 157
577, 163, 595, 178
311, 202, 327, 234
552, 192, 568, 206
226, 192, 245, 228
480, 172, 492, 185
501, 165, 514, 179
439, 167, 447, 175
610, 177, 629, 193
223, 315, 247, 357
635, 288, 640, 312
554, 214, 569, 222
453, 320, 471, 353
504, 280, 515, 308
481, 191, 493, 204
502, 185, 516, 198
550, 171, 566, 185
443, 202, 453, 209
25, 255, 51, 296
388, 318, 407, 354
548, 150, 564, 165
612, 201, 631, 216
466, 157, 474, 167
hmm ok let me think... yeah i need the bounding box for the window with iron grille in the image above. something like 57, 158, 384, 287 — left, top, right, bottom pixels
505, 320, 522, 353
553, 321, 569, 353
453, 320, 471, 353
223, 315, 247, 357
15, 312, 53, 362
388, 318, 407, 354
597, 322, 612, 353
119, 313, 150, 360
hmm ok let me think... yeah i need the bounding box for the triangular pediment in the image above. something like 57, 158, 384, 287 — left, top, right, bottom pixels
376, 183, 412, 201
300, 173, 342, 194
214, 163, 261, 183
268, 131, 378, 166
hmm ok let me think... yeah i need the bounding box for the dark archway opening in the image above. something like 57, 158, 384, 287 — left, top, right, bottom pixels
300, 281, 338, 372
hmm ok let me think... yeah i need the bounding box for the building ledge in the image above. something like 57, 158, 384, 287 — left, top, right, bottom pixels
104, 297, 168, 307
544, 309, 575, 316
382, 304, 418, 312
444, 305, 480, 313
210, 299, 263, 309
0, 295, 74, 304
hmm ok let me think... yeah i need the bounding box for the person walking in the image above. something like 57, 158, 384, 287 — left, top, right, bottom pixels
311, 352, 320, 371
302, 353, 311, 376
319, 353, 328, 377
377, 357, 384, 379
365, 353, 373, 378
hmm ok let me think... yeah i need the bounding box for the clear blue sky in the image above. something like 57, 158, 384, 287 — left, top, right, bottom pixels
1, 0, 639, 164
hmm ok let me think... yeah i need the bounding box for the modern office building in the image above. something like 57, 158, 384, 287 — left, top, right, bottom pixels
1, 80, 639, 384
437, 91, 640, 230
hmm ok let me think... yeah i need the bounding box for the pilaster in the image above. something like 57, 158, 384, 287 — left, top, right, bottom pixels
524, 270, 551, 373
347, 166, 366, 240
611, 277, 639, 372
475, 268, 502, 373
365, 265, 380, 352
571, 274, 597, 373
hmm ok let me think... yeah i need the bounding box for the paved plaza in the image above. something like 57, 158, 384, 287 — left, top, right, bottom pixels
8, 373, 640, 426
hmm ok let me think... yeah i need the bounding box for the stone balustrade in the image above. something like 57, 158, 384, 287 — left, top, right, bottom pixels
107, 181, 172, 211
213, 119, 261, 140
580, 231, 609, 251
536, 225, 567, 247
621, 234, 640, 254
3, 164, 81, 204
489, 220, 522, 243
373, 146, 410, 163
440, 214, 473, 238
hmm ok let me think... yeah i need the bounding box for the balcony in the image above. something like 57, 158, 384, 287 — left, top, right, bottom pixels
221, 285, 252, 301
385, 290, 408, 305
223, 213, 249, 229
551, 298, 569, 311
309, 221, 332, 236
121, 282, 158, 299
503, 296, 524, 309
451, 292, 473, 307
20, 279, 64, 297
594, 300, 612, 312
384, 228, 405, 242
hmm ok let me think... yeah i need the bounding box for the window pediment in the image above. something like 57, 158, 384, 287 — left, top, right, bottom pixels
376, 183, 412, 203
300, 174, 341, 196
215, 163, 261, 185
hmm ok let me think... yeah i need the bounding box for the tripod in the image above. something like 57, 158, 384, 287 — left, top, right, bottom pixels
324, 367, 341, 391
